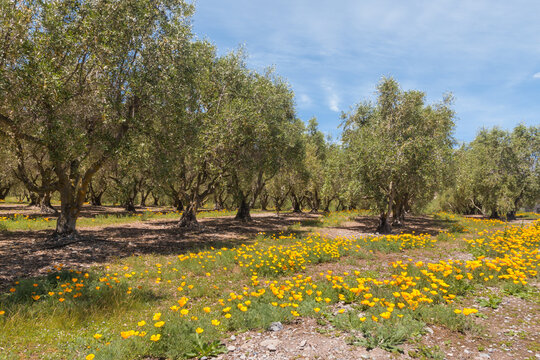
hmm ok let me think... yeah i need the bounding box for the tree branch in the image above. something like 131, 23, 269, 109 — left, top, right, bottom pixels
0, 113, 45, 145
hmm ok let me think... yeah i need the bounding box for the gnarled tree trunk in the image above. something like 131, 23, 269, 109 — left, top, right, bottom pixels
27, 191, 57, 214
178, 201, 199, 229
56, 205, 78, 235
123, 183, 138, 212
213, 188, 225, 210
309, 189, 320, 213
506, 211, 516, 221
89, 182, 105, 206
376, 213, 392, 234
28, 192, 38, 206
140, 188, 152, 207
291, 192, 302, 213
124, 199, 136, 212
40, 192, 57, 214
55, 183, 84, 237
151, 192, 160, 206
173, 198, 184, 211
377, 181, 394, 234
235, 196, 252, 222
0, 182, 11, 200
260, 192, 269, 211
90, 191, 104, 206
392, 203, 404, 227
322, 197, 332, 213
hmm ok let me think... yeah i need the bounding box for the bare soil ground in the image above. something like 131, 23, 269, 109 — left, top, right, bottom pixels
318, 215, 450, 237
1, 207, 539, 360
0, 208, 455, 290
0, 210, 323, 289
220, 317, 397, 360
0, 202, 173, 218
215, 287, 540, 360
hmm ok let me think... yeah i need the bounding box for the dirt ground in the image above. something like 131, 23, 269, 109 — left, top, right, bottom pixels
0, 210, 309, 289
217, 298, 539, 360
0, 206, 450, 290
0, 202, 156, 217
1, 206, 539, 360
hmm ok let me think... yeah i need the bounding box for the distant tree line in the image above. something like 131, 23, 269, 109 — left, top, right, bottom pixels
1, 1, 538, 240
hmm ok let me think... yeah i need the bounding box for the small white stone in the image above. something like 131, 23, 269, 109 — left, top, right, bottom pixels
260, 339, 281, 351
474, 353, 490, 360
268, 322, 283, 332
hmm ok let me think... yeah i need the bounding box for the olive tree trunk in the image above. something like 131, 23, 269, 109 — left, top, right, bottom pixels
173, 198, 184, 211
376, 181, 394, 234
0, 183, 11, 200
55, 186, 83, 236
260, 193, 269, 211
235, 196, 252, 221
140, 188, 152, 207
40, 192, 57, 214
178, 202, 199, 228
506, 211, 516, 221
151, 192, 160, 206
90, 191, 104, 206
376, 213, 392, 234
291, 193, 302, 213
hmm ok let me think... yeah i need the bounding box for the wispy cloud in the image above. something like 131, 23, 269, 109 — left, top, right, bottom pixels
321, 81, 340, 112
328, 94, 340, 112
297, 93, 313, 108
193, 0, 540, 141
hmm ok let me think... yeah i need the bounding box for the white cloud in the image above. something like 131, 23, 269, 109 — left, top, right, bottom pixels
328, 93, 340, 112
192, 1, 540, 140
297, 93, 313, 108
321, 80, 341, 112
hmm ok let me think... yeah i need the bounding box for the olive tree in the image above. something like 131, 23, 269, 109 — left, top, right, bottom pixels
451, 125, 539, 218
223, 71, 298, 221
0, 141, 15, 200
0, 0, 193, 238
150, 43, 240, 228
303, 118, 328, 212
342, 78, 455, 233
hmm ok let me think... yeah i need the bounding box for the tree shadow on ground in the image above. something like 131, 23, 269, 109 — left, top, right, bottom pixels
330, 215, 454, 236
0, 212, 317, 290
0, 203, 178, 219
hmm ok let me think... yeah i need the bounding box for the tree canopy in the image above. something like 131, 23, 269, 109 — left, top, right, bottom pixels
1, 2, 538, 240
342, 77, 455, 233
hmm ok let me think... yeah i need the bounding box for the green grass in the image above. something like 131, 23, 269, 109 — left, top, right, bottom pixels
516, 212, 540, 220
432, 211, 512, 233
0, 213, 538, 359
343, 314, 426, 353
0, 208, 255, 232
0, 206, 375, 233
0, 197, 27, 205
408, 345, 445, 359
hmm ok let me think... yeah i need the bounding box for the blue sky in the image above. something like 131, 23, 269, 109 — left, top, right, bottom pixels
192, 0, 540, 142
